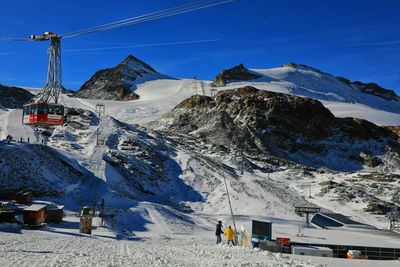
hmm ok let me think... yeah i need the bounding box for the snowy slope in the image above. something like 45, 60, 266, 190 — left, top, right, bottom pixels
252, 65, 400, 113
213, 64, 400, 123
60, 79, 195, 124
63, 78, 400, 126
1, 65, 400, 266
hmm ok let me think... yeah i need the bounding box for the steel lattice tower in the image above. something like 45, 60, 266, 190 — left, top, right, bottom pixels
30, 33, 62, 104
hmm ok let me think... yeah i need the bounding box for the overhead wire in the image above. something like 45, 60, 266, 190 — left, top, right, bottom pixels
0, 0, 233, 41
62, 0, 207, 37
0, 37, 31, 41
62, 0, 233, 39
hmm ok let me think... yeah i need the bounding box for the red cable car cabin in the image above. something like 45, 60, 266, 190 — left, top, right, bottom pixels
22, 103, 65, 125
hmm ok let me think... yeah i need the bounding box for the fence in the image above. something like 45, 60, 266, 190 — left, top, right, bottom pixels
292, 242, 400, 260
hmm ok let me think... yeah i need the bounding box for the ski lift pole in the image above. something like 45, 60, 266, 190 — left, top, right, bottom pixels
221, 161, 238, 245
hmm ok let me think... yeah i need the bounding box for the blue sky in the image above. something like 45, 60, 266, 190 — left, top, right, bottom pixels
0, 0, 399, 92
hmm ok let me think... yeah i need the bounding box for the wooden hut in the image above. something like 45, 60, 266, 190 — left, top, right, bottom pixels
23, 204, 46, 227
15, 191, 32, 205
0, 209, 16, 223
46, 205, 64, 224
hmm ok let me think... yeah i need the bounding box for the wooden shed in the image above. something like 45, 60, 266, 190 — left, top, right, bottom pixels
23, 204, 46, 227
46, 205, 64, 224
1, 191, 32, 205
15, 191, 32, 205
0, 209, 16, 223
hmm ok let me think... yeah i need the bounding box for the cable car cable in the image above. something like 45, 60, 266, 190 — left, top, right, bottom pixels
0, 37, 31, 41
62, 0, 232, 38
62, 0, 210, 37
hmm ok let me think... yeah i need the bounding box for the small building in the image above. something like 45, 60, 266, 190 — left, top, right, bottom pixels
23, 204, 46, 227
46, 205, 64, 224
1, 191, 32, 205
15, 191, 32, 205
0, 209, 16, 223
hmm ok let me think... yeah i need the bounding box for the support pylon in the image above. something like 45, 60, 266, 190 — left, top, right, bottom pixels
31, 33, 62, 104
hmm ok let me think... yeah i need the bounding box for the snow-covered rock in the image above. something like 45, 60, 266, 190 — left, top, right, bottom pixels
154, 86, 400, 172
213, 63, 400, 114
0, 143, 88, 196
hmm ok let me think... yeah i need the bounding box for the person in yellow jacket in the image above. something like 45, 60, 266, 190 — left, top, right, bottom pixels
224, 225, 235, 246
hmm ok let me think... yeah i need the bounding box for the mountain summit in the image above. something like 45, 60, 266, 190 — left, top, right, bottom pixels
211, 63, 400, 113
74, 55, 170, 101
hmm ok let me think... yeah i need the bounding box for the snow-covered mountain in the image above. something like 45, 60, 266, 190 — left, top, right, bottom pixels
1, 58, 400, 266
0, 84, 33, 109
2, 83, 399, 228
154, 86, 400, 172
74, 55, 172, 101
212, 63, 400, 114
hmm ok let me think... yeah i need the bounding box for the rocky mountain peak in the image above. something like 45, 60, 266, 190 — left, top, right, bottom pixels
212, 64, 261, 87
74, 55, 168, 101
119, 54, 157, 73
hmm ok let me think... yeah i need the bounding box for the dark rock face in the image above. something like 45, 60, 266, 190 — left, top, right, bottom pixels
74, 55, 164, 101
212, 64, 261, 87
156, 86, 399, 171
337, 77, 398, 101
353, 81, 398, 101
385, 126, 400, 138
0, 85, 33, 108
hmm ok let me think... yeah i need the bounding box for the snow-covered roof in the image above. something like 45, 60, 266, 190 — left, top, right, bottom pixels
24, 204, 46, 211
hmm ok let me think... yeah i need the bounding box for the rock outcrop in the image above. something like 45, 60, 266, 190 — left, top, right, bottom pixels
212, 64, 261, 87
0, 85, 33, 108
74, 55, 170, 101
155, 86, 399, 171
337, 77, 398, 101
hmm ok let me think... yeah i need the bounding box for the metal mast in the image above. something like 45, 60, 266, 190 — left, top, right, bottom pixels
221, 161, 238, 244
30, 32, 62, 104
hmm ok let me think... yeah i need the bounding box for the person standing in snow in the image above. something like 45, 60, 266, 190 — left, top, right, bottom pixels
215, 220, 223, 244
224, 225, 235, 246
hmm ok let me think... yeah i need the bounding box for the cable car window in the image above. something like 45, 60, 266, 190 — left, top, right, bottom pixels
23, 106, 29, 116
37, 104, 43, 114
30, 105, 37, 114
55, 107, 62, 115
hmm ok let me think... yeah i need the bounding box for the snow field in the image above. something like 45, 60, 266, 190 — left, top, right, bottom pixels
0, 230, 315, 267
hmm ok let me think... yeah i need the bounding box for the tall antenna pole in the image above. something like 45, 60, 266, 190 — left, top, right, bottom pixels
221, 161, 238, 244
240, 147, 244, 175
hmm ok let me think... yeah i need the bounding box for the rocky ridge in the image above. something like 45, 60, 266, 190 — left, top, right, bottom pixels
74, 55, 169, 101
0, 85, 33, 108
154, 86, 400, 172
